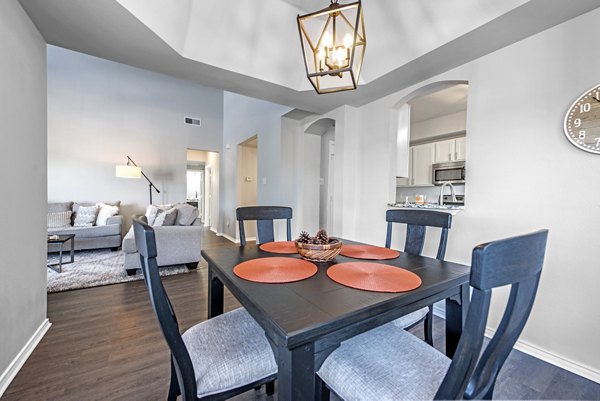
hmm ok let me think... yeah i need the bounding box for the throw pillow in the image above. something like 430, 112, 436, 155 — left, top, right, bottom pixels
153, 208, 178, 226
74, 205, 99, 227
173, 204, 199, 226
96, 203, 119, 226
145, 204, 172, 225
47, 211, 72, 228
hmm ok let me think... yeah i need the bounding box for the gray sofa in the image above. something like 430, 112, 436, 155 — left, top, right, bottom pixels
47, 201, 123, 251
122, 214, 202, 276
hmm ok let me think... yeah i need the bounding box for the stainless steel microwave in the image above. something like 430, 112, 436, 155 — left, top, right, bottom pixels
432, 161, 465, 185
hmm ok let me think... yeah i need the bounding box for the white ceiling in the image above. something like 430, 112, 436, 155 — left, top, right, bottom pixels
410, 84, 468, 123
18, 0, 600, 114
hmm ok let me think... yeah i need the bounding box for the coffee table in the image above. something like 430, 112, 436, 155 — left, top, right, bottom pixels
47, 234, 75, 273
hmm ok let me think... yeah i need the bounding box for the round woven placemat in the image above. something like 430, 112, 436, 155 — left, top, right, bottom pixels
233, 257, 317, 283
339, 245, 400, 260
259, 241, 298, 254
327, 262, 421, 292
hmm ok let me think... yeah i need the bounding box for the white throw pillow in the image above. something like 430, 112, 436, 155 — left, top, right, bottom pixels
47, 211, 72, 228
96, 203, 119, 226
145, 204, 172, 225
74, 205, 99, 227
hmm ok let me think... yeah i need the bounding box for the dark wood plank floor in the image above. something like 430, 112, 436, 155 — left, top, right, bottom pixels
3, 228, 599, 400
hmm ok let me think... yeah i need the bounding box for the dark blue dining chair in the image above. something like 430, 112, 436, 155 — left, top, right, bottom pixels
385, 209, 453, 345
317, 229, 548, 400
236, 206, 292, 246
132, 216, 277, 400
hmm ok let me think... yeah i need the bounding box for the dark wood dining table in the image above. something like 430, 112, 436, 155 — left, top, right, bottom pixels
201, 240, 470, 401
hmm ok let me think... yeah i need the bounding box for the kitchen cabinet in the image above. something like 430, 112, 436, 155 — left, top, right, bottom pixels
434, 137, 466, 163
397, 143, 435, 187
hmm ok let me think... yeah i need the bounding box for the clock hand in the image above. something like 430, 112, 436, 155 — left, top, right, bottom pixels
593, 96, 600, 102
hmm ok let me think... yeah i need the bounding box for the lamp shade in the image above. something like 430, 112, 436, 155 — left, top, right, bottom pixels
298, 0, 366, 94
115, 164, 141, 179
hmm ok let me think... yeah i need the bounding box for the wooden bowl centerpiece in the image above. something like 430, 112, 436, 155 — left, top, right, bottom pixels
295, 229, 342, 262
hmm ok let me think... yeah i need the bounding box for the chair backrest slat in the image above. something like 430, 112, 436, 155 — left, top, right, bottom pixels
133, 216, 198, 400
434, 229, 548, 400
385, 209, 452, 260
236, 206, 293, 246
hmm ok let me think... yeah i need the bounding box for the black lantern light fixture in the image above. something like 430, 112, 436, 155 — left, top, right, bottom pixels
297, 0, 366, 94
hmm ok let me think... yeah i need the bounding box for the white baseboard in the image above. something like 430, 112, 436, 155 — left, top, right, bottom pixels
0, 319, 51, 397
431, 305, 599, 384
221, 233, 238, 243
484, 327, 600, 384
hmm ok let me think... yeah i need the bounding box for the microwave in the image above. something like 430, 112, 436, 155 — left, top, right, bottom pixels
432, 161, 465, 185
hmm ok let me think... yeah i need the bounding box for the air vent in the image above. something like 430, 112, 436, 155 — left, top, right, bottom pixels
185, 117, 201, 127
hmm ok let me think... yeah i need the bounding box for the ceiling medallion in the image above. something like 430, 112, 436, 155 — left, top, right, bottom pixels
297, 0, 366, 94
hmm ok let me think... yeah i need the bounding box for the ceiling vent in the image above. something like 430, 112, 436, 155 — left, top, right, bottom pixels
185, 117, 201, 127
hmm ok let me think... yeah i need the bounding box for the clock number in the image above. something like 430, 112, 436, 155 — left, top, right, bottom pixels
579, 131, 586, 139
580, 103, 591, 113
574, 118, 581, 127
596, 138, 600, 146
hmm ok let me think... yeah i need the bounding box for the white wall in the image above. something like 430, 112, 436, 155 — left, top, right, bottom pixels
221, 92, 291, 239
410, 110, 467, 142
342, 8, 600, 382
47, 46, 224, 228
0, 0, 47, 392
319, 127, 335, 229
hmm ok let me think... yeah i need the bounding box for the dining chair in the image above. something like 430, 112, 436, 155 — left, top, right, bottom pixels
317, 229, 549, 401
385, 209, 453, 345
132, 216, 277, 400
236, 206, 292, 246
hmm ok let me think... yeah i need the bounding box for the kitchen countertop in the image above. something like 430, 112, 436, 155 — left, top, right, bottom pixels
388, 202, 464, 215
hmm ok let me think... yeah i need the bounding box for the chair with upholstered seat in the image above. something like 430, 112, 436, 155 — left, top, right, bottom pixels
236, 206, 292, 246
317, 229, 548, 401
132, 217, 277, 400
385, 209, 453, 345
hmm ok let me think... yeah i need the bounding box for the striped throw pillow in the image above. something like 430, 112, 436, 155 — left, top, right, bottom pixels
47, 211, 72, 228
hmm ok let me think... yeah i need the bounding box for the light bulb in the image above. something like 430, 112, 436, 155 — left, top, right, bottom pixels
317, 47, 326, 61
343, 33, 353, 49
322, 31, 333, 48
336, 47, 345, 64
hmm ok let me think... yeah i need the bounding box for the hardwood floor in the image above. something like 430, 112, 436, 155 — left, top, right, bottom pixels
3, 228, 599, 400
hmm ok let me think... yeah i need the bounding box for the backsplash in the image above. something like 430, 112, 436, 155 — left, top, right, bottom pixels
396, 185, 465, 204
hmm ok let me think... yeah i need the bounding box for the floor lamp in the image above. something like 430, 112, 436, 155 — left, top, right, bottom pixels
115, 156, 161, 204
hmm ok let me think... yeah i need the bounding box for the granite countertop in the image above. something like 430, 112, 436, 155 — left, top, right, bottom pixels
388, 202, 465, 215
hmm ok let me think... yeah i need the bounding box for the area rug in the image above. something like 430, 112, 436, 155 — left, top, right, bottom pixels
47, 249, 192, 293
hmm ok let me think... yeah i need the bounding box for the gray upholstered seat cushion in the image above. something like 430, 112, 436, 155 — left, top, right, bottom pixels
318, 323, 450, 401
390, 307, 429, 329
47, 224, 121, 238
182, 307, 277, 398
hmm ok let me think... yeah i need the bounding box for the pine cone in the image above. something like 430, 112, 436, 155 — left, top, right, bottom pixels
297, 231, 311, 244
315, 229, 329, 245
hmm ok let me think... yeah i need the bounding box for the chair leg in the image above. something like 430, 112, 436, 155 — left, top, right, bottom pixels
167, 362, 181, 401
266, 380, 275, 396
315, 375, 330, 401
424, 305, 434, 346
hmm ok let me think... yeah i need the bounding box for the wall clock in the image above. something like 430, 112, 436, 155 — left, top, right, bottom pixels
564, 84, 600, 154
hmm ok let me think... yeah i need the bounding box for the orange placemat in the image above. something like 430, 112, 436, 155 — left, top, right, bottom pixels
340, 245, 400, 260
259, 241, 298, 254
233, 257, 317, 283
327, 262, 421, 293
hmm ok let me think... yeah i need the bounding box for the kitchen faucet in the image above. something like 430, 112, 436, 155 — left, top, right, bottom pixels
439, 181, 457, 205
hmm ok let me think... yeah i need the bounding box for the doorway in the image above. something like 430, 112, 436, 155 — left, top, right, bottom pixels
237, 136, 258, 240
187, 149, 219, 229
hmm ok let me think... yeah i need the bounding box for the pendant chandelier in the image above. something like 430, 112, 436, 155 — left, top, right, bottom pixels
297, 0, 366, 94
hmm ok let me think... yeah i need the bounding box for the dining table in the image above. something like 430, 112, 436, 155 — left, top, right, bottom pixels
201, 239, 471, 401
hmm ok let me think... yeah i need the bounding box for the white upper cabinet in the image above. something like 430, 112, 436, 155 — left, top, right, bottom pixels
434, 137, 466, 163
397, 143, 434, 187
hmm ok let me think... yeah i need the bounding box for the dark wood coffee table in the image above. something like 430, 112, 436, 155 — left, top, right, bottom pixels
47, 234, 75, 273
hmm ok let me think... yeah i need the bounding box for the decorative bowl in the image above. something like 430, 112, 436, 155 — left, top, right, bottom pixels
295, 239, 342, 262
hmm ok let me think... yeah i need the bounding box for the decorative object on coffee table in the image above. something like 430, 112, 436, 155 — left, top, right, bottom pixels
295, 229, 342, 262
47, 234, 75, 273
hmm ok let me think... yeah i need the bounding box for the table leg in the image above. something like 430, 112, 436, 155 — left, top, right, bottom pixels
57, 242, 64, 273
69, 236, 75, 263
445, 283, 470, 358
207, 263, 224, 319
276, 342, 316, 401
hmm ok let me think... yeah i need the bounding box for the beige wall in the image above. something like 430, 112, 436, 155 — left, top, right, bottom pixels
0, 0, 48, 392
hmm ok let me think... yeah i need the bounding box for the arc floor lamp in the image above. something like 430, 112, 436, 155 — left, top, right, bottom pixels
115, 156, 161, 204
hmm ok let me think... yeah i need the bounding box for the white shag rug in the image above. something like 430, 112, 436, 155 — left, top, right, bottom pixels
47, 249, 191, 293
